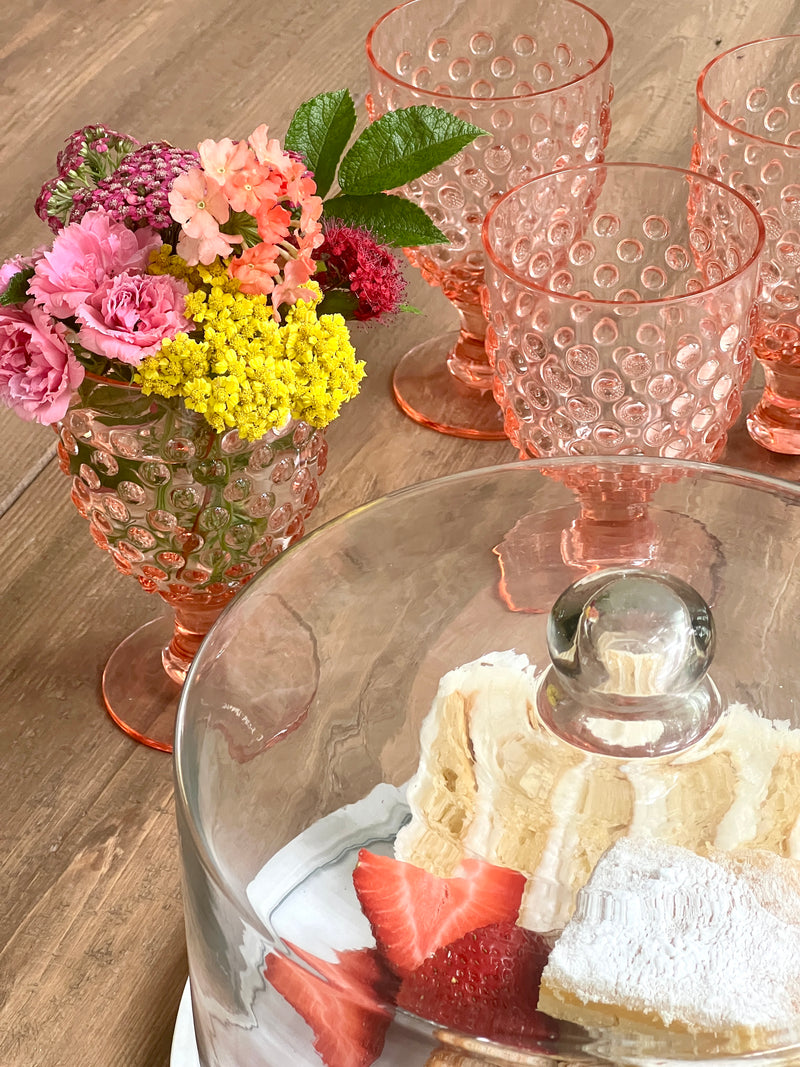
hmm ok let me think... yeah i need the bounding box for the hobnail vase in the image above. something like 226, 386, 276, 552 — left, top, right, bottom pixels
366, 0, 613, 440
694, 36, 800, 453
56, 373, 327, 752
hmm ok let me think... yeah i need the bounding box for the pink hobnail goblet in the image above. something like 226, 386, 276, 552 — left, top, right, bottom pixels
366, 0, 613, 440
482, 162, 764, 461
694, 36, 800, 453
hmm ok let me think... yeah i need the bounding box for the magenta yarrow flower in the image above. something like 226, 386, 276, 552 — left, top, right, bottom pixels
36, 124, 140, 233
0, 302, 84, 424
55, 124, 139, 176
317, 222, 407, 322
29, 211, 162, 319
76, 272, 190, 366
69, 142, 201, 230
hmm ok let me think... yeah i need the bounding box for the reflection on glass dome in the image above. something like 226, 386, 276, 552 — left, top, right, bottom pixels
175, 457, 800, 1067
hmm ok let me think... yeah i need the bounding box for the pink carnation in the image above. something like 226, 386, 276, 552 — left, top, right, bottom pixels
28, 210, 162, 318
0, 302, 84, 424
76, 271, 190, 365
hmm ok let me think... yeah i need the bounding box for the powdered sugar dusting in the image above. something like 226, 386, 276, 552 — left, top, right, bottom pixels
543, 838, 800, 1033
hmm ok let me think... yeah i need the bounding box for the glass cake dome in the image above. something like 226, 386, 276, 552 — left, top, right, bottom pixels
174, 457, 800, 1067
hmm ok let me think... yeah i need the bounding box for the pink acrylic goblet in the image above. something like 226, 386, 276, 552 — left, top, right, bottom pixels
482, 162, 764, 461
694, 36, 800, 453
366, 0, 613, 440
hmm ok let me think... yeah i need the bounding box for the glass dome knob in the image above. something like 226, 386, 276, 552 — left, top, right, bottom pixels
536, 567, 722, 757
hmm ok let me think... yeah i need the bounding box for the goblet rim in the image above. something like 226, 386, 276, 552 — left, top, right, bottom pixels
365, 0, 613, 105
481, 160, 766, 307
696, 34, 800, 152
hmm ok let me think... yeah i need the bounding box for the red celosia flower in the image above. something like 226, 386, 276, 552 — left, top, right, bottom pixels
316, 222, 406, 322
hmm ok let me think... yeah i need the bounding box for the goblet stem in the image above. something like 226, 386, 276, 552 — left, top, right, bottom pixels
746, 359, 800, 455
495, 466, 721, 612
161, 590, 236, 685
102, 591, 234, 752
446, 297, 493, 390
391, 286, 507, 440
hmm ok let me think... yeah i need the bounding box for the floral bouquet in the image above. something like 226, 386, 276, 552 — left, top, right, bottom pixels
1, 91, 482, 434
0, 93, 482, 750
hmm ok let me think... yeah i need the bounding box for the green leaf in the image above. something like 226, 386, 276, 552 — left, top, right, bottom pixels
337, 105, 485, 195
0, 267, 34, 306
224, 210, 260, 247
285, 89, 357, 199
324, 193, 447, 247
316, 289, 360, 319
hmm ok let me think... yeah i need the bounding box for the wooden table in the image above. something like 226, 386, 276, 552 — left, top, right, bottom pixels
1, 1, 799, 1063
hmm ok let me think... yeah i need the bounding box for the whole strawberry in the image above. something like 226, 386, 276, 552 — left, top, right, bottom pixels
397, 921, 558, 1048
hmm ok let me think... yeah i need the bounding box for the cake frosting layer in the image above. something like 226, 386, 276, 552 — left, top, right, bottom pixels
394, 651, 800, 931
538, 839, 800, 1047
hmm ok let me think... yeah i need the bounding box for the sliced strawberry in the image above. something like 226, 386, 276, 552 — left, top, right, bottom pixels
265, 943, 396, 1067
397, 920, 557, 1048
352, 849, 525, 975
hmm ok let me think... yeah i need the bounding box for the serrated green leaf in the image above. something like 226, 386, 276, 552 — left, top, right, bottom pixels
0, 267, 34, 306
285, 89, 357, 198
323, 193, 448, 247
338, 105, 485, 195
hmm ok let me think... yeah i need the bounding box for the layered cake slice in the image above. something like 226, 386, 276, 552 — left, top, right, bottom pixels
538, 839, 800, 1049
394, 651, 800, 931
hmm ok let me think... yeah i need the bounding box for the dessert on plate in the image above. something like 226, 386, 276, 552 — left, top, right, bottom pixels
395, 650, 800, 931
539, 838, 800, 1051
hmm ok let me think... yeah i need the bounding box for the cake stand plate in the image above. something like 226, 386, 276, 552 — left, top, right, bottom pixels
170, 983, 199, 1067
169, 784, 410, 1066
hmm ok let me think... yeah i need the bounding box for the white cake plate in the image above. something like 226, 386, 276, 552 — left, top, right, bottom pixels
170, 982, 199, 1066
169, 784, 409, 1066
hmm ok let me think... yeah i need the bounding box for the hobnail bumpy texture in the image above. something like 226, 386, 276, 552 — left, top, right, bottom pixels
57, 377, 326, 598
483, 164, 763, 459
367, 0, 613, 316
695, 37, 800, 364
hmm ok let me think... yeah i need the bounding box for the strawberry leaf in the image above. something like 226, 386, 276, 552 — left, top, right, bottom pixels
338, 105, 485, 196
286, 89, 357, 199
323, 192, 446, 247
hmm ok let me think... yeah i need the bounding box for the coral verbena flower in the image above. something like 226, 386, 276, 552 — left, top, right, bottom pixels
168, 169, 242, 265
198, 137, 252, 200
317, 222, 407, 322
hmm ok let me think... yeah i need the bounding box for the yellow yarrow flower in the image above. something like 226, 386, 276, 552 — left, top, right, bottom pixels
135, 268, 365, 440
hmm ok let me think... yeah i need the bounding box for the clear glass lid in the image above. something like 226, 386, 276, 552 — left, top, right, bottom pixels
175, 457, 800, 1067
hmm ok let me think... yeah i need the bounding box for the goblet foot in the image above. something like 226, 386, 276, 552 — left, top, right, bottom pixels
392, 331, 506, 440
102, 616, 182, 753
